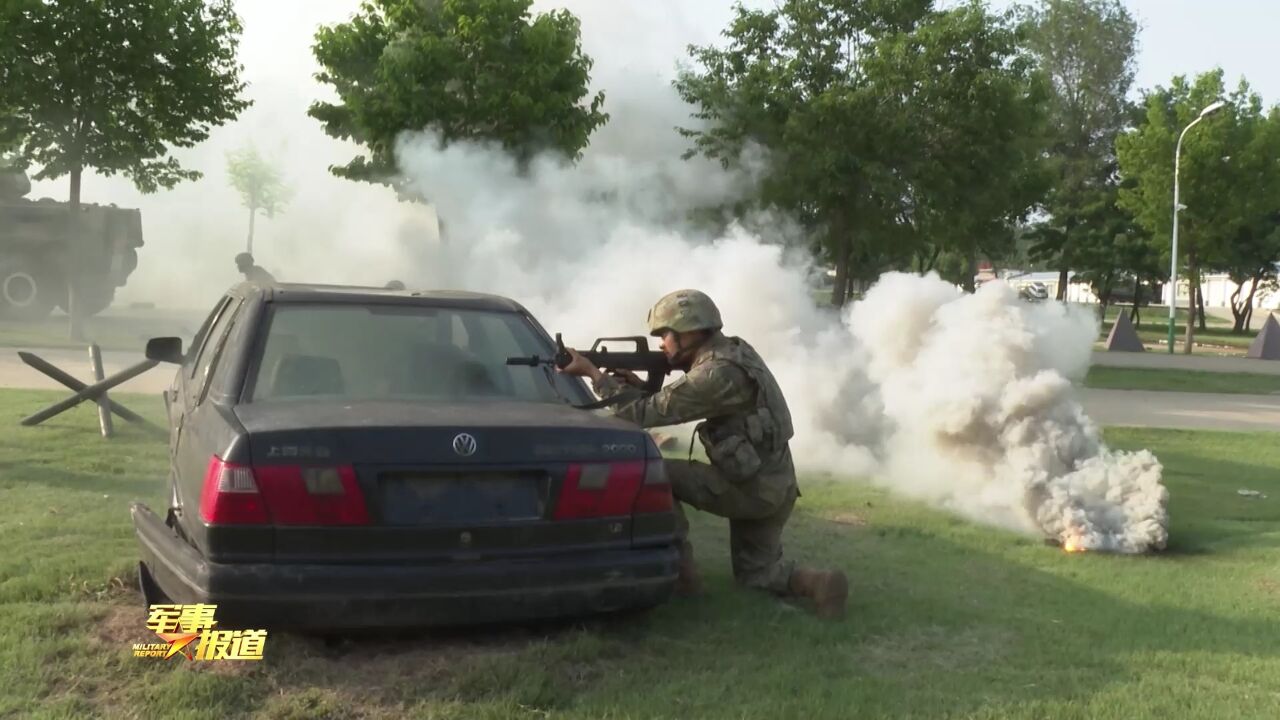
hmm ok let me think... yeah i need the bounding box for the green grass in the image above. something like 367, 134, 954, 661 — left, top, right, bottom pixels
1098, 305, 1270, 353
1102, 305, 1237, 328
1, 389, 1279, 719
1084, 366, 1280, 395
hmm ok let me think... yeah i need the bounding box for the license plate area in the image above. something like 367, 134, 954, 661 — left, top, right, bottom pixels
377, 471, 548, 525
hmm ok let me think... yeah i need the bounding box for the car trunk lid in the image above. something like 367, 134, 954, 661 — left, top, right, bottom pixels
226, 400, 673, 562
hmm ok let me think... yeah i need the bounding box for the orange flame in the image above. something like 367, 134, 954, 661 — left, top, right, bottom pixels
1062, 538, 1085, 554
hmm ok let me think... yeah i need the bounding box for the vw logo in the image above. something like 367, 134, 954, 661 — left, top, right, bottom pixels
452, 433, 478, 457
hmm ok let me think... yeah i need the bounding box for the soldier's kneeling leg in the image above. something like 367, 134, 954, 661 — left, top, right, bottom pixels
664, 460, 797, 594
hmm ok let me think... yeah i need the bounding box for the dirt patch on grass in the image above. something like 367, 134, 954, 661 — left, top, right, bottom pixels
1256, 577, 1280, 599
92, 599, 259, 677
825, 511, 869, 527
94, 602, 151, 647
234, 617, 620, 716
855, 625, 1013, 677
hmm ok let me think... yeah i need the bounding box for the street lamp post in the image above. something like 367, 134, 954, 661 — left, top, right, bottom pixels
1168, 100, 1227, 353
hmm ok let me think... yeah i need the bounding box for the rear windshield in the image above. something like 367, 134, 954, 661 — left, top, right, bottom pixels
247, 304, 579, 403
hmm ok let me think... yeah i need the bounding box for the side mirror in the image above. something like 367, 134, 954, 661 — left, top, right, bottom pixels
145, 337, 184, 364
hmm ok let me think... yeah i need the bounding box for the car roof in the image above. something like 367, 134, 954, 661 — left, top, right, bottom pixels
231, 282, 529, 313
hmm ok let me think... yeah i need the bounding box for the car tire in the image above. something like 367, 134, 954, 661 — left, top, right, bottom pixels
0, 254, 62, 320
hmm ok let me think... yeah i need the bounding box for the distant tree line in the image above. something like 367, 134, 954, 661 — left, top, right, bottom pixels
4, 0, 1278, 354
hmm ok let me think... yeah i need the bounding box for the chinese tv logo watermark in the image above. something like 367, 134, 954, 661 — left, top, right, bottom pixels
133, 604, 268, 661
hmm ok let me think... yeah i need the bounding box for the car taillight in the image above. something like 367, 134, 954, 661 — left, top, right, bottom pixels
633, 457, 674, 514
199, 456, 369, 526
200, 457, 269, 525
255, 464, 370, 526
553, 458, 672, 520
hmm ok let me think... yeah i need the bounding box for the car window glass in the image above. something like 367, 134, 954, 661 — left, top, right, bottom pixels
248, 304, 566, 403
192, 298, 242, 400
188, 297, 231, 378
205, 300, 252, 402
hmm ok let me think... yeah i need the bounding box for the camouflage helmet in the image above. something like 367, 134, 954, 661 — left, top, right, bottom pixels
646, 289, 723, 337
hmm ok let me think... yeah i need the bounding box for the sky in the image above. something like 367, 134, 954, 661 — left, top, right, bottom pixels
990, 0, 1280, 101
24, 0, 1280, 306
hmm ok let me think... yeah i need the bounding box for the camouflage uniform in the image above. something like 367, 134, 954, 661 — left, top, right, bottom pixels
591, 322, 798, 595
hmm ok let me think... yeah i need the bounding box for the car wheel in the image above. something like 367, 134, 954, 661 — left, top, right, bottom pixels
0, 254, 62, 320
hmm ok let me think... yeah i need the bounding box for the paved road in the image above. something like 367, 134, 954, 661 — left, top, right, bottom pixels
1090, 350, 1280, 375
0, 346, 172, 395
1078, 388, 1280, 432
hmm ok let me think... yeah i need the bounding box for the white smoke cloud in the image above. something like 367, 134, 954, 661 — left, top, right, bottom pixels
19, 0, 1168, 552
401, 0, 1168, 555
391, 127, 1169, 554
848, 275, 1168, 552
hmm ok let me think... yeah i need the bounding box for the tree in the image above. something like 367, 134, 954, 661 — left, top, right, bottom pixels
1060, 177, 1155, 320
676, 0, 1046, 305
1019, 0, 1139, 300
1221, 212, 1280, 333
309, 0, 607, 196
881, 3, 1050, 292
226, 145, 291, 255
1117, 71, 1279, 351
0, 0, 249, 337
676, 0, 922, 306
1217, 108, 1280, 333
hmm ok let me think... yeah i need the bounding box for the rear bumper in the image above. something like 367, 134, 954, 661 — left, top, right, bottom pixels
131, 503, 678, 630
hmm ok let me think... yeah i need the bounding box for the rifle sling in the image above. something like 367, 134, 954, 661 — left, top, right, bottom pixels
571, 385, 648, 411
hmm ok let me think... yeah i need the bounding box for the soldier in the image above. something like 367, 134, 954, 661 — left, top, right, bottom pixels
234, 253, 276, 285
558, 289, 849, 619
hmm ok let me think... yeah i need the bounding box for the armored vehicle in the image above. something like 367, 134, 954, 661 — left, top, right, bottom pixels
0, 167, 143, 319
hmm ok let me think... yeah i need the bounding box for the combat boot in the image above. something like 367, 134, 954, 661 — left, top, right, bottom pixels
788, 567, 848, 620
674, 540, 704, 596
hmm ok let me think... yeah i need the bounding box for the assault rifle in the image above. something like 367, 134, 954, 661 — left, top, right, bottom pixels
507, 333, 673, 394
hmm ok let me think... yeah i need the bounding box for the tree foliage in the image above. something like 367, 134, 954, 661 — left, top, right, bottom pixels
676, 0, 1046, 304
1215, 110, 1280, 332
0, 0, 249, 197
1117, 70, 1280, 347
1057, 176, 1156, 316
1019, 0, 1139, 299
226, 145, 292, 253
0, 0, 248, 337
309, 0, 607, 192
883, 3, 1049, 290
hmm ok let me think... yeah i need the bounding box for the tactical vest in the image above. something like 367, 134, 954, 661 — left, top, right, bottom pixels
694, 335, 795, 481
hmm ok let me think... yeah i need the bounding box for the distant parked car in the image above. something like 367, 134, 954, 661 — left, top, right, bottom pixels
1018, 281, 1049, 302
132, 282, 678, 630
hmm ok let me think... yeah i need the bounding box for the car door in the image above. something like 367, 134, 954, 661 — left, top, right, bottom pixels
173, 296, 240, 520
165, 297, 230, 518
